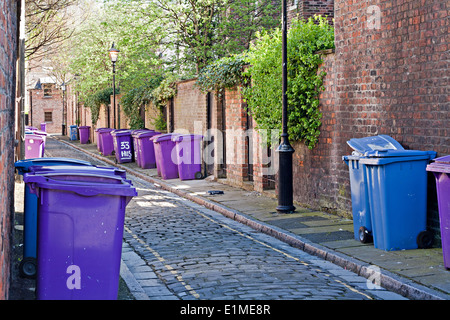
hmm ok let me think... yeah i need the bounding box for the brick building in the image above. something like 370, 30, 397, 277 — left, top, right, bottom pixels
29, 79, 64, 134
0, 0, 20, 300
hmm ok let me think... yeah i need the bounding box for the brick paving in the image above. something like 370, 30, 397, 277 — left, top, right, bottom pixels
38, 136, 409, 300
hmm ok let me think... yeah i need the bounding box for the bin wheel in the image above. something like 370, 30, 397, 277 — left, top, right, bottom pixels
19, 257, 37, 279
358, 226, 373, 244
417, 231, 433, 249
195, 172, 203, 179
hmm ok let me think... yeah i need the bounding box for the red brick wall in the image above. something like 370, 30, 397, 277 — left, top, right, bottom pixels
297, 0, 334, 24
333, 0, 448, 155
0, 0, 18, 300
173, 79, 207, 134
224, 86, 276, 192
224, 87, 249, 187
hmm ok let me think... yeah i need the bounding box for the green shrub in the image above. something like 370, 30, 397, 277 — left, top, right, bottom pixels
243, 15, 334, 149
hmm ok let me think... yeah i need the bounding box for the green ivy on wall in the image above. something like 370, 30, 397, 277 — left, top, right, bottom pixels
84, 87, 118, 125
121, 75, 177, 130
196, 53, 249, 95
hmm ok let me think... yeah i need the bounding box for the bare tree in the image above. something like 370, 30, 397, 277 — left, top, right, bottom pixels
25, 0, 83, 60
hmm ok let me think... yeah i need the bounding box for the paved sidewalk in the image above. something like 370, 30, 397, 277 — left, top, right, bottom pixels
37, 135, 450, 300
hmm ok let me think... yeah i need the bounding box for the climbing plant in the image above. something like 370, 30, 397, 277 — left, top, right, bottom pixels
196, 53, 249, 95
120, 75, 177, 130
121, 77, 162, 129
243, 16, 334, 149
84, 87, 117, 125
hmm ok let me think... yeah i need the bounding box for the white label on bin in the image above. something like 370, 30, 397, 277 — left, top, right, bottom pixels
121, 150, 132, 159
120, 141, 130, 149
66, 265, 81, 290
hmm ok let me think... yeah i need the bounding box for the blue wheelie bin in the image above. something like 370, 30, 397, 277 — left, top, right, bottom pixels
343, 135, 405, 243
359, 147, 436, 251
14, 157, 93, 278
70, 125, 78, 141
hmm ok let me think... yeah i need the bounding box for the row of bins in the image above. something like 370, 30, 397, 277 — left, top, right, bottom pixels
68, 125, 91, 143
94, 128, 203, 181
25, 126, 48, 159
343, 135, 449, 270
15, 157, 137, 299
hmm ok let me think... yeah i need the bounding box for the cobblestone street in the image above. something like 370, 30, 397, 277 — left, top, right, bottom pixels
40, 137, 410, 301
125, 179, 376, 300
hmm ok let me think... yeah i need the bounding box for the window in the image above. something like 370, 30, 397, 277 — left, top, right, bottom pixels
43, 84, 52, 97
44, 112, 52, 122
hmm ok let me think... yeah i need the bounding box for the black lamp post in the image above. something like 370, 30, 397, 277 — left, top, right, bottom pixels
109, 42, 120, 129
61, 82, 66, 135
276, 0, 295, 213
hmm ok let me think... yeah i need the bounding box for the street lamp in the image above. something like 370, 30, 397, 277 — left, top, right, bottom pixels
276, 0, 295, 213
109, 42, 120, 129
61, 82, 66, 135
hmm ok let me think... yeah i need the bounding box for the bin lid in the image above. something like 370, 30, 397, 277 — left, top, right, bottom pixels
363, 149, 436, 158
79, 126, 90, 129
134, 131, 161, 138
131, 129, 152, 134
24, 134, 44, 141
14, 157, 92, 174
97, 128, 114, 133
26, 130, 47, 136
27, 165, 127, 180
111, 129, 132, 136
347, 135, 405, 155
434, 155, 450, 164
151, 133, 180, 143
131, 129, 153, 137
360, 154, 432, 166
426, 155, 450, 174
172, 134, 204, 142
23, 171, 137, 198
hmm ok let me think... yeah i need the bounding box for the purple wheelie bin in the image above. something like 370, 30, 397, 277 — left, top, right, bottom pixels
97, 128, 115, 156
27, 130, 48, 155
111, 129, 133, 163
427, 155, 450, 270
79, 126, 91, 144
173, 134, 204, 180
151, 133, 180, 179
133, 130, 160, 169
23, 167, 137, 300
95, 128, 108, 152
25, 134, 45, 159
131, 129, 152, 165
